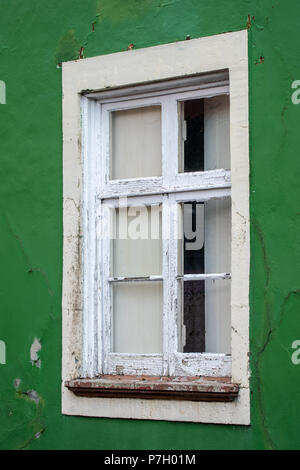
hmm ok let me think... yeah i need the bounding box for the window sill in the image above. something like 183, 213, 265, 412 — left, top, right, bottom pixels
65, 375, 239, 402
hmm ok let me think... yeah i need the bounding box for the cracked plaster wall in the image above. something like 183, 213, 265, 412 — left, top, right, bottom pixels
0, 0, 300, 450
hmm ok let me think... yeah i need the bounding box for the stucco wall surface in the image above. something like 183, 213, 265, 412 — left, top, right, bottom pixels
0, 0, 299, 450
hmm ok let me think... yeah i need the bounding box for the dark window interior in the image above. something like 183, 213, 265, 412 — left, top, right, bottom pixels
183, 201, 205, 352
183, 99, 204, 172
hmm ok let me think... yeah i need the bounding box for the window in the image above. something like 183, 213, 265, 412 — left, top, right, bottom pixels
82, 77, 233, 377
62, 30, 250, 424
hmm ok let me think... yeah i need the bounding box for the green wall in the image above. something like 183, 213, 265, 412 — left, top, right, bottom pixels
0, 0, 300, 450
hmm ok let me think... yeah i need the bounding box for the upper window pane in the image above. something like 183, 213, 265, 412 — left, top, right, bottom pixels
178, 94, 230, 172
110, 105, 162, 180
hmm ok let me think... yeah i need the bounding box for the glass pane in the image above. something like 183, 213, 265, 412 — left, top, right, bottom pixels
178, 198, 231, 354
178, 94, 230, 172
182, 201, 205, 274
205, 198, 231, 274
178, 99, 204, 172
112, 281, 163, 353
179, 198, 231, 275
205, 278, 231, 354
110, 105, 162, 179
178, 279, 231, 354
179, 280, 205, 353
112, 205, 162, 277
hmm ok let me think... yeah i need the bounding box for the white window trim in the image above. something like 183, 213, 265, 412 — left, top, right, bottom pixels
62, 30, 250, 424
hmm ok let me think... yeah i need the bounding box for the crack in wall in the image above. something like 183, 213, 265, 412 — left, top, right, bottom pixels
253, 219, 276, 449
16, 425, 46, 450
14, 387, 46, 449
4, 213, 55, 319
253, 220, 300, 448
76, 9, 102, 60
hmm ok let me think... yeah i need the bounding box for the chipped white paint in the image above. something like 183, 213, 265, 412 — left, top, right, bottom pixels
81, 97, 101, 378
0, 340, 5, 365
14, 378, 21, 389
0, 80, 6, 105
108, 275, 163, 282
62, 30, 250, 424
174, 353, 232, 377
107, 354, 164, 376
30, 338, 41, 368
177, 273, 231, 281
26, 390, 40, 405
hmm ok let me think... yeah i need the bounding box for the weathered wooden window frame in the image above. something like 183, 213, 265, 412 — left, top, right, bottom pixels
62, 30, 250, 424
81, 81, 232, 379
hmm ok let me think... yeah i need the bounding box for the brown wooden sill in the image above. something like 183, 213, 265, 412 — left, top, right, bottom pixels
65, 375, 239, 402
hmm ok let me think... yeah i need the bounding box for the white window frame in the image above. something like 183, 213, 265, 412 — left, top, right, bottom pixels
83, 84, 232, 378
62, 30, 250, 424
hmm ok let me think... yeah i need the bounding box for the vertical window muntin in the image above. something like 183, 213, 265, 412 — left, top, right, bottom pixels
96, 76, 231, 377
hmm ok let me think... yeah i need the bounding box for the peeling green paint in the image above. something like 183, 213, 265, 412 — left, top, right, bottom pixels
0, 0, 300, 450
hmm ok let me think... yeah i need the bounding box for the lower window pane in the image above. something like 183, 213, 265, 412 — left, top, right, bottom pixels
112, 281, 163, 354
179, 198, 231, 275
205, 278, 231, 354
181, 280, 205, 353
178, 278, 231, 354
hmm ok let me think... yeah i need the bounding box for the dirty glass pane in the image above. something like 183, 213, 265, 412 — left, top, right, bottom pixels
178, 278, 231, 354
112, 281, 163, 353
112, 205, 162, 277
110, 105, 162, 179
204, 278, 231, 354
